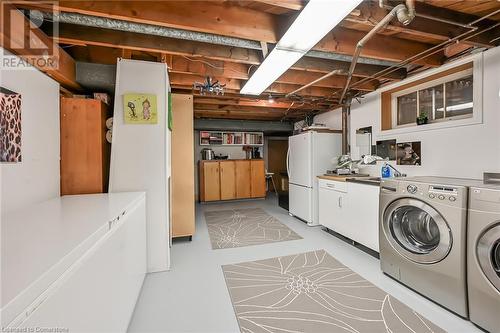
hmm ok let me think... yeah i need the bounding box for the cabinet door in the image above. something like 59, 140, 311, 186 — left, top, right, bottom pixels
203, 162, 220, 201
319, 188, 337, 229
235, 160, 251, 199
250, 160, 266, 198
331, 192, 350, 237
61, 98, 108, 195
349, 183, 380, 252
220, 161, 236, 200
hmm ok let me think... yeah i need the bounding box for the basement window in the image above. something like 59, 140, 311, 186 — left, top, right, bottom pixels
393, 69, 473, 127
380, 61, 480, 132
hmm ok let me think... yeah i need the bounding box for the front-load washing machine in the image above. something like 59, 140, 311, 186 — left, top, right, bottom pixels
468, 186, 500, 333
379, 176, 475, 318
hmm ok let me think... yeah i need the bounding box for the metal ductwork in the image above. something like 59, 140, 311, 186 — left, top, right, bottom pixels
396, 0, 416, 26
40, 11, 400, 68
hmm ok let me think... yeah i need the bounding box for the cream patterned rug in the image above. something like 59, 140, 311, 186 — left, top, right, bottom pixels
222, 249, 445, 333
204, 208, 302, 249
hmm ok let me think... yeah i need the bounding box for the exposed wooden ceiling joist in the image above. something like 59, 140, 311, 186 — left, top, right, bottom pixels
251, 0, 304, 11
55, 25, 406, 82
171, 72, 341, 97
193, 97, 329, 110
52, 0, 282, 43
34, 0, 445, 66
345, 2, 499, 48
316, 26, 443, 66
53, 23, 263, 65
194, 104, 308, 114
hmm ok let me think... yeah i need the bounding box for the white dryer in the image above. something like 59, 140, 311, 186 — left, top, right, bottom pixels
468, 186, 500, 333
379, 176, 476, 318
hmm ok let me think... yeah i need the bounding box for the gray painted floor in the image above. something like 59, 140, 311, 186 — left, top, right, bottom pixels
128, 197, 480, 333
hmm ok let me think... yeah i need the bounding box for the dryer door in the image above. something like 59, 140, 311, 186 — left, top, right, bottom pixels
383, 198, 452, 264
477, 223, 500, 292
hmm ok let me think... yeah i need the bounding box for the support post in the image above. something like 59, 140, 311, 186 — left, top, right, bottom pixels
341, 101, 351, 155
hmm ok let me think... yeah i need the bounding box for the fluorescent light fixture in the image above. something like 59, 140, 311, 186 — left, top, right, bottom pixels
241, 49, 303, 95
241, 0, 362, 95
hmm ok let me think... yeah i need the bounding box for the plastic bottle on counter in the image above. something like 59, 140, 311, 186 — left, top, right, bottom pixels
381, 163, 391, 178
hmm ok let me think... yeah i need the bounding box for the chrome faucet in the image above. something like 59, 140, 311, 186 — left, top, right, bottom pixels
384, 162, 407, 177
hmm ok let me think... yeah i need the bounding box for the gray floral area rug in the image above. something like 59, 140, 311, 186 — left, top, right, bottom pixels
222, 249, 445, 333
204, 208, 302, 249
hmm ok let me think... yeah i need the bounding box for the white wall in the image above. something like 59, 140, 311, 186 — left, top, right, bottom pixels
314, 47, 500, 179
314, 109, 342, 130
1, 50, 60, 215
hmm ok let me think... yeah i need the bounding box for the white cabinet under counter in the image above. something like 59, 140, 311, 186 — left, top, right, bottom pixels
1, 192, 147, 332
318, 177, 380, 253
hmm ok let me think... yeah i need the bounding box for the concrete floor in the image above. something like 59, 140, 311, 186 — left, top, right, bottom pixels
128, 197, 480, 333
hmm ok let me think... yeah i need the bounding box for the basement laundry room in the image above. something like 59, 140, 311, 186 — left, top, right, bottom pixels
1, 1, 500, 332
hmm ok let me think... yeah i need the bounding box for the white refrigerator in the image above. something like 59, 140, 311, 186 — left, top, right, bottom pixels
287, 131, 342, 226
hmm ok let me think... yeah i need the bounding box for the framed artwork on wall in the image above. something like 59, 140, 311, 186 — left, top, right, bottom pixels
397, 141, 422, 166
0, 87, 22, 163
123, 93, 158, 124
376, 139, 397, 161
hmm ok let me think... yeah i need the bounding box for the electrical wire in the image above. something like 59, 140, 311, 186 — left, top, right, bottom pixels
179, 55, 250, 78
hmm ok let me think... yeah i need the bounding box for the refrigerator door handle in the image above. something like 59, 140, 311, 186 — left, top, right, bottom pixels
286, 147, 291, 178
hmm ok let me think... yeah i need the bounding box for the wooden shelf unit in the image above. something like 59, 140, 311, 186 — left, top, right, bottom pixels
199, 131, 263, 146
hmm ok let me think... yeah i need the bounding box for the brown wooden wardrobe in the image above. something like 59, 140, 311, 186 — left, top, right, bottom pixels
60, 97, 110, 195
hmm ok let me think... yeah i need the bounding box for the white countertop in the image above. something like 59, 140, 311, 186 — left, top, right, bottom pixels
1, 192, 145, 314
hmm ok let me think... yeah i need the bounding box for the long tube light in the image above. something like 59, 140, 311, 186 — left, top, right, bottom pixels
241, 0, 363, 95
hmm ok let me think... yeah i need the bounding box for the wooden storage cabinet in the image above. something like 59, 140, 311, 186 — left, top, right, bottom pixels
171, 94, 195, 239
220, 161, 236, 200
251, 160, 266, 198
60, 97, 110, 195
199, 160, 265, 202
200, 161, 221, 202
235, 160, 251, 199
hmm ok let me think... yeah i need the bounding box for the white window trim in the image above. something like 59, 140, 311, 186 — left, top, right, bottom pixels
380, 54, 483, 136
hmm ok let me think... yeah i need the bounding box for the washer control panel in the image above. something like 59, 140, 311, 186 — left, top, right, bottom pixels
428, 185, 460, 203
398, 182, 463, 205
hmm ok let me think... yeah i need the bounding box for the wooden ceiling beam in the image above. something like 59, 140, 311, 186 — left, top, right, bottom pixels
0, 4, 81, 90
173, 80, 338, 98
40, 1, 444, 66
251, 0, 304, 11
48, 1, 283, 42
292, 57, 406, 80
317, 26, 444, 66
54, 23, 262, 64
277, 70, 378, 91
194, 112, 289, 121
170, 73, 242, 90
54, 24, 407, 81
193, 103, 320, 114
193, 97, 328, 109
170, 55, 378, 91
346, 2, 497, 48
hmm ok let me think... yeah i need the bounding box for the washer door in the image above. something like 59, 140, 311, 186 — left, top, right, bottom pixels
383, 198, 452, 264
477, 223, 500, 292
